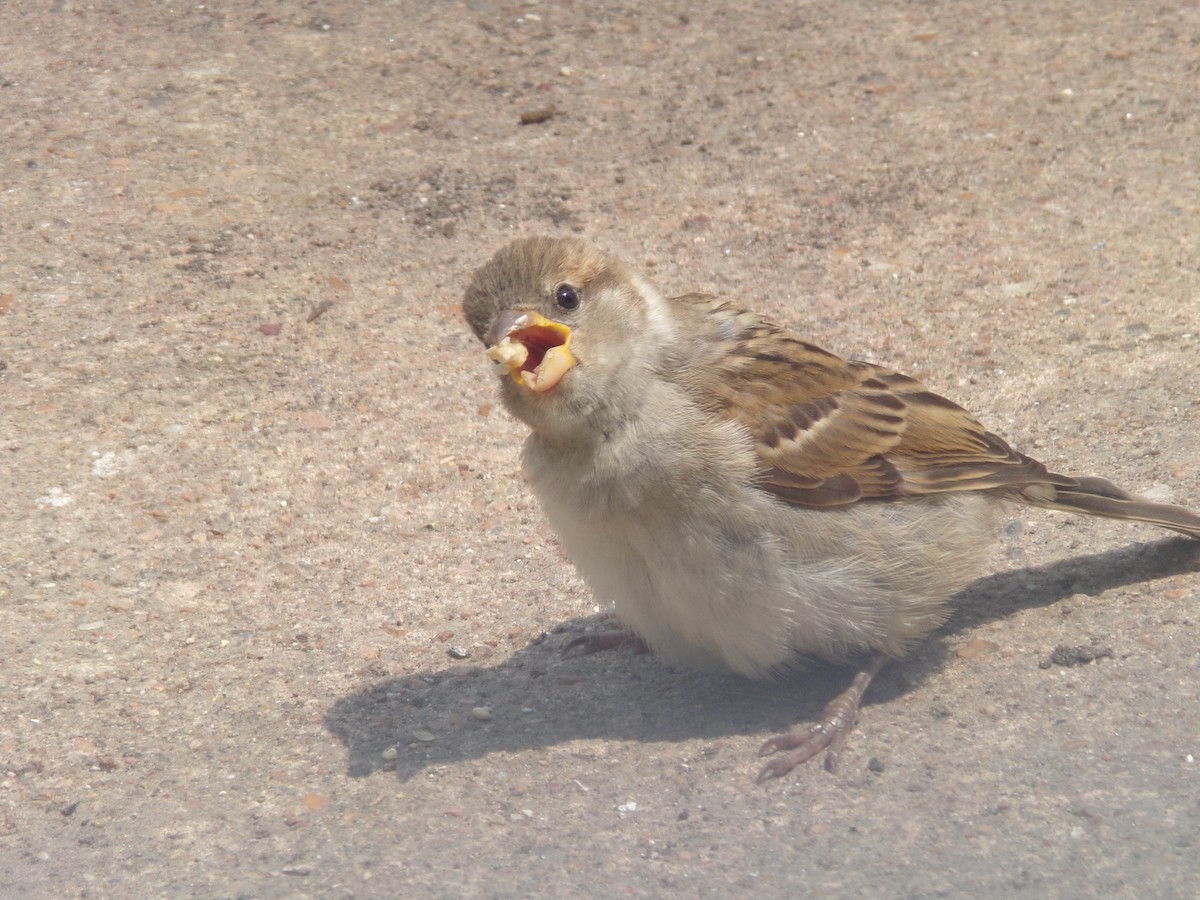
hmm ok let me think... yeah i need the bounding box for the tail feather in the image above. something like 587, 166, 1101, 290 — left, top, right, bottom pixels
1020, 475, 1200, 540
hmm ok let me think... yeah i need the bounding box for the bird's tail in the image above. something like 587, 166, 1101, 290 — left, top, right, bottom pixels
1020, 475, 1200, 539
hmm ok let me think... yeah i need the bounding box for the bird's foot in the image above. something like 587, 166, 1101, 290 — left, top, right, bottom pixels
756, 654, 889, 782
561, 630, 649, 657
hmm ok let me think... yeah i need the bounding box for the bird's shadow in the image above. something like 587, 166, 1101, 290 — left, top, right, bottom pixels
324, 537, 1199, 780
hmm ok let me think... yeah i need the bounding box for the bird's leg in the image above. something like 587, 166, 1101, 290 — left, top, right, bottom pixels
756, 653, 890, 782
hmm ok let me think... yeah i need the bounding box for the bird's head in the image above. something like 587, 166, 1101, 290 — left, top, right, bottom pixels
463, 236, 676, 441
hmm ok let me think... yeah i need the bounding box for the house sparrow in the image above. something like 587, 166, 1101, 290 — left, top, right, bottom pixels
463, 235, 1200, 781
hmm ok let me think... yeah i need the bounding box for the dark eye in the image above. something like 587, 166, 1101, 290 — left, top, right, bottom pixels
554, 284, 580, 310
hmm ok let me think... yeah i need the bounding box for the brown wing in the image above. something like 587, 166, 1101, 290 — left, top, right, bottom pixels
676, 297, 1073, 509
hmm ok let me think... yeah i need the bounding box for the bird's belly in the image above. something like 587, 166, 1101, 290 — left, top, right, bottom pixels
543, 495, 799, 676
535, 476, 997, 678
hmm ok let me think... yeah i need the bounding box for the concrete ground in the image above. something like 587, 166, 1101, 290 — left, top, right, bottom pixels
2, 1, 1198, 896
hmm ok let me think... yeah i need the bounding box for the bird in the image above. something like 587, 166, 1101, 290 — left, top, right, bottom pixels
462, 235, 1200, 781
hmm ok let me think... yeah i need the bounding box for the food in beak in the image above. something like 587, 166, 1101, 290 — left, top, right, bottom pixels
486, 312, 576, 393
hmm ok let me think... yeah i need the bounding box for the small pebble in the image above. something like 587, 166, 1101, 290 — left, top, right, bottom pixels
381, 746, 399, 760
956, 638, 999, 659
412, 731, 435, 743
470, 706, 493, 721
519, 105, 556, 125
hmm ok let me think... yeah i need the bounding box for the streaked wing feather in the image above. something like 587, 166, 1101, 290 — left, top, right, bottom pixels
678, 301, 1077, 508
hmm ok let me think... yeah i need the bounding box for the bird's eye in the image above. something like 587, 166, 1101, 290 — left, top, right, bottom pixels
554, 284, 580, 310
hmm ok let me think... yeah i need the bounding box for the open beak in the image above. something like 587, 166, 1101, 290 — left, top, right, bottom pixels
485, 310, 576, 393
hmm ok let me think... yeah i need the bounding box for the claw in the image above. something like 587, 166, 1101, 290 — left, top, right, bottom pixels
562, 631, 649, 657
